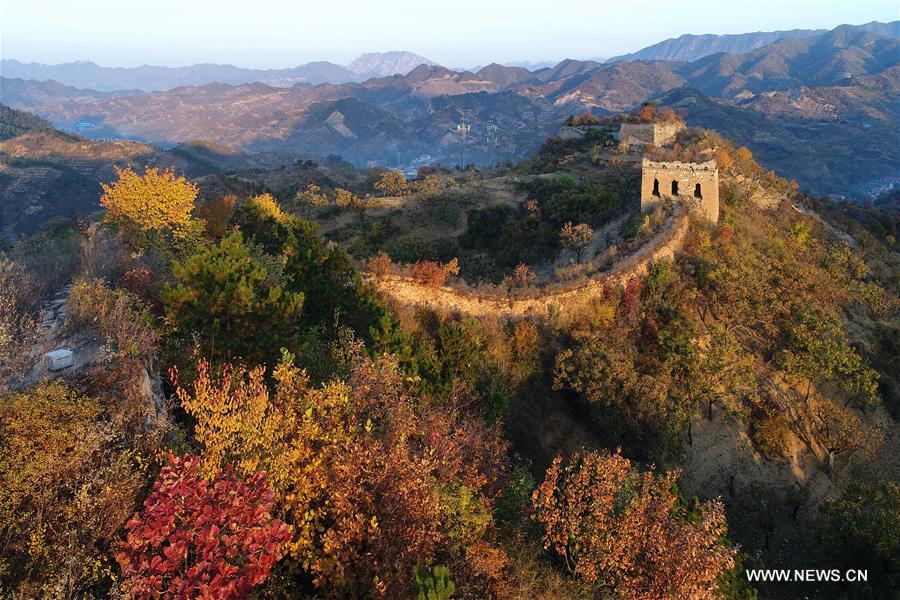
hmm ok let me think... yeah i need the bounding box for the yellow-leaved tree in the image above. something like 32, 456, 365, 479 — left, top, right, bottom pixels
100, 165, 199, 250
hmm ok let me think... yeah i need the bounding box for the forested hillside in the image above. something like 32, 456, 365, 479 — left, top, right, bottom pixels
1, 116, 898, 599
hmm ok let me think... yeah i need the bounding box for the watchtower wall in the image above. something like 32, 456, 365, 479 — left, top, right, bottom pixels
620, 121, 685, 147
641, 158, 719, 223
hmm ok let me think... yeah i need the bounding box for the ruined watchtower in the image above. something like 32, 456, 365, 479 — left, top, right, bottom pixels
620, 120, 685, 147
641, 158, 719, 223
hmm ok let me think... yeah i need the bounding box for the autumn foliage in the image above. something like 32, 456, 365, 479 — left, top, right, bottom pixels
117, 454, 290, 599
0, 382, 148, 597
560, 222, 593, 262
367, 252, 393, 278
410, 258, 460, 288
374, 170, 409, 196
100, 165, 199, 248
195, 194, 236, 239
173, 352, 509, 597
532, 450, 735, 599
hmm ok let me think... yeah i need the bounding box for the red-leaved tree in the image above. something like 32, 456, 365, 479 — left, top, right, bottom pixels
116, 454, 290, 599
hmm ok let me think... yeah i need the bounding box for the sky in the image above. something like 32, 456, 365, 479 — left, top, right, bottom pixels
2, 0, 898, 69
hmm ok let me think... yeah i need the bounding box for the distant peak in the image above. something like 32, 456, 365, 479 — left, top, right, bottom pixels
346, 51, 436, 77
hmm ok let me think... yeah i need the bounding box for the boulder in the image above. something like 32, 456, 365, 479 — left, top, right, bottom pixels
43, 348, 74, 371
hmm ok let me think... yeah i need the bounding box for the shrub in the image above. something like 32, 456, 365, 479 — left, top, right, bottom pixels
367, 253, 393, 278
195, 194, 236, 239
567, 113, 600, 127
174, 353, 509, 597
0, 381, 146, 598
532, 450, 735, 599
117, 454, 290, 599
411, 258, 459, 288
8, 231, 81, 303
511, 263, 536, 288
411, 565, 456, 600
374, 170, 409, 196
334, 187, 362, 208
0, 259, 39, 391
79, 223, 129, 281
817, 481, 900, 597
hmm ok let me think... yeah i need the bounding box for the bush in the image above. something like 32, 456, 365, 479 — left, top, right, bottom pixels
411, 258, 459, 288
8, 230, 81, 303
386, 230, 438, 262
0, 381, 147, 598
532, 450, 736, 598
817, 481, 900, 597
117, 454, 290, 599
0, 259, 39, 391
367, 253, 393, 278
411, 565, 455, 600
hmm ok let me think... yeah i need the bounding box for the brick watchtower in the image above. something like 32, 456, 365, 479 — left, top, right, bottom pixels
641, 158, 719, 223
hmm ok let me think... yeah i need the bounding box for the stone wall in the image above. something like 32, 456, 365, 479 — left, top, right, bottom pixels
370, 207, 691, 319
641, 158, 719, 223
620, 121, 685, 147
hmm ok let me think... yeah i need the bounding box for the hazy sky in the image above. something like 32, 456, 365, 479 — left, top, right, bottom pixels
2, 0, 898, 69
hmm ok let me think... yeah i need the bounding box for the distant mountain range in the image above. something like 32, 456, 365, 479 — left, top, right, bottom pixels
2, 21, 898, 200
607, 20, 899, 62
0, 51, 436, 91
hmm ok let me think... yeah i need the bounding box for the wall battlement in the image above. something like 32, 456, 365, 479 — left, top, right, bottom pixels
641, 158, 719, 223
620, 121, 685, 147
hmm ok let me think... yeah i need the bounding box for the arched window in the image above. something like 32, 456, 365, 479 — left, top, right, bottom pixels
671, 180, 679, 195
652, 178, 660, 197
694, 183, 702, 198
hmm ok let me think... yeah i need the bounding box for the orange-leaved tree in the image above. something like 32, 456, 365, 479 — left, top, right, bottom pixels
100, 165, 199, 249
374, 170, 409, 196
532, 449, 735, 600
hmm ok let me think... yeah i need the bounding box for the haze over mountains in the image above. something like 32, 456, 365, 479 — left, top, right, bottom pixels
4, 21, 897, 93
0, 51, 437, 91
1, 20, 898, 205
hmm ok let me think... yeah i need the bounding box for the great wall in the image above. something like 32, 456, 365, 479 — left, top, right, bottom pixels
367, 119, 726, 319
369, 204, 691, 318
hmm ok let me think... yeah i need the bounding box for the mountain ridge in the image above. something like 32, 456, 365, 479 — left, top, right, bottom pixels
608, 20, 899, 63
